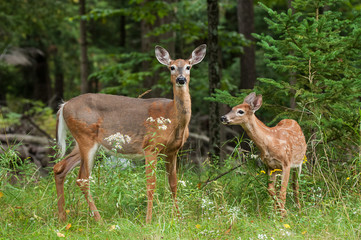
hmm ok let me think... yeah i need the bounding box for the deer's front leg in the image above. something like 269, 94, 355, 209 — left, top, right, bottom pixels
267, 169, 277, 211
165, 152, 180, 216
145, 149, 158, 224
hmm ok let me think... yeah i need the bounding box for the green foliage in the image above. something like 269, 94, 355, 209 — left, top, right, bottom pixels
1, 138, 361, 239
212, 0, 361, 159
1, 96, 56, 137
89, 52, 153, 96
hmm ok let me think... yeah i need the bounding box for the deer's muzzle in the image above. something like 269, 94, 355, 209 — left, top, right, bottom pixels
220, 115, 229, 124
176, 76, 187, 86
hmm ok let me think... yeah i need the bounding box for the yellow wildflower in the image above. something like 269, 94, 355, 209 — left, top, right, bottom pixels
303, 155, 307, 164
270, 169, 282, 175
283, 223, 291, 229
195, 224, 201, 229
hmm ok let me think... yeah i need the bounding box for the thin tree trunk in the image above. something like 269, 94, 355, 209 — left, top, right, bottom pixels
207, 0, 221, 162
54, 52, 64, 108
288, 0, 296, 109
237, 0, 256, 89
120, 15, 126, 47
34, 52, 52, 103
79, 0, 88, 94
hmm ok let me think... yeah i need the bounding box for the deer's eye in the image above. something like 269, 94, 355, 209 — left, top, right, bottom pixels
170, 66, 175, 71
186, 65, 191, 70
237, 110, 245, 116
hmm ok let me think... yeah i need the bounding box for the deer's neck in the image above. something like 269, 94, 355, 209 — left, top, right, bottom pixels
242, 115, 272, 151
173, 87, 191, 127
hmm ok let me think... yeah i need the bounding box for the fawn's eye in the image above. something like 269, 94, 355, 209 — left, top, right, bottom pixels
237, 109, 245, 116
170, 66, 175, 71
186, 65, 191, 70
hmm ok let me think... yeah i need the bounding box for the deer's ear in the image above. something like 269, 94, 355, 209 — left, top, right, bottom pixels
155, 45, 171, 66
251, 95, 263, 112
243, 92, 256, 105
189, 44, 207, 65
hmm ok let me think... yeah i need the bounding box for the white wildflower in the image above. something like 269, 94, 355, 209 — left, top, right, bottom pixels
104, 132, 131, 150
125, 135, 131, 143
146, 117, 155, 122
146, 116, 171, 131
178, 180, 186, 187
258, 234, 267, 240
280, 229, 291, 237
158, 125, 167, 130
76, 178, 89, 183
157, 118, 164, 124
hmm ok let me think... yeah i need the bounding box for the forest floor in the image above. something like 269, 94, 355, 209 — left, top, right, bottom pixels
1, 151, 361, 240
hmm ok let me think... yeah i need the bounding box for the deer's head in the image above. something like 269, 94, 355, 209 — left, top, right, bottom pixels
155, 44, 206, 88
221, 92, 263, 125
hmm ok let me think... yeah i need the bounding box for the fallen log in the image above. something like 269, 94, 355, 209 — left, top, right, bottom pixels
0, 134, 51, 145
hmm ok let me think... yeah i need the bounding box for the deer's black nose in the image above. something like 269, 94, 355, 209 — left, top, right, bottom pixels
176, 76, 187, 85
220, 116, 228, 124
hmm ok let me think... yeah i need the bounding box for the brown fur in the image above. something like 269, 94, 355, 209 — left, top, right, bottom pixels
53, 45, 206, 223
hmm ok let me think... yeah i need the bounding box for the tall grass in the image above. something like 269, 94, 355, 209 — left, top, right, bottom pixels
1, 139, 361, 239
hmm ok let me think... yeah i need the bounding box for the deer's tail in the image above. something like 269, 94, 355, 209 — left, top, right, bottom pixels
56, 103, 68, 158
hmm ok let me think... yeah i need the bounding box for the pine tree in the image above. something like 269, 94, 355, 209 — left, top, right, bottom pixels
254, 0, 361, 156
213, 0, 361, 158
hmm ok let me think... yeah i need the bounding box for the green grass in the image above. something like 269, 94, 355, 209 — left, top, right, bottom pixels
1, 152, 361, 240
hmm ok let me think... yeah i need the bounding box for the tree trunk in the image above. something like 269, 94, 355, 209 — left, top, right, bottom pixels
120, 15, 126, 47
54, 53, 64, 108
79, 0, 88, 94
288, 0, 296, 109
207, 0, 221, 162
237, 0, 256, 89
34, 52, 52, 103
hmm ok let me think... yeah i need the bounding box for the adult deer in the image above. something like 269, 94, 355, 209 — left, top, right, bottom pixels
53, 44, 206, 223
220, 92, 307, 215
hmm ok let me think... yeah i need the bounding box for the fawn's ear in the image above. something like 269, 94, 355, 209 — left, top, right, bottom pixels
243, 92, 262, 112
189, 44, 207, 65
251, 95, 263, 112
155, 45, 171, 66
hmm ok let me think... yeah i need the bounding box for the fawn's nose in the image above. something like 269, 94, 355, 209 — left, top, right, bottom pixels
176, 76, 187, 86
220, 115, 228, 124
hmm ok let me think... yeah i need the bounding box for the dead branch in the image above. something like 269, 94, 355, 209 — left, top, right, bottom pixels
200, 159, 245, 189
0, 134, 50, 145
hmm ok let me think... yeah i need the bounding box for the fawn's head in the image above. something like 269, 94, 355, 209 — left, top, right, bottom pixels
155, 44, 206, 88
221, 92, 263, 125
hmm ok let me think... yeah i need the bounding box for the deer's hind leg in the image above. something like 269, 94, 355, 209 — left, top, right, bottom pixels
54, 145, 82, 222
292, 169, 301, 209
76, 142, 100, 221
